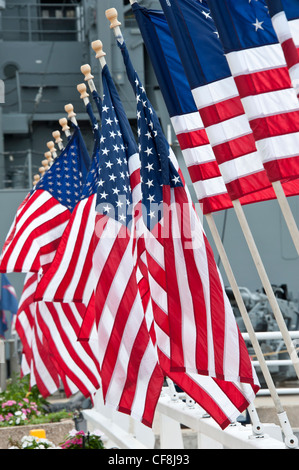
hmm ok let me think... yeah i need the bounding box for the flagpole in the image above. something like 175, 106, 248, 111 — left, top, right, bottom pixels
59, 117, 71, 139
104, 7, 299, 446
80, 64, 97, 93
272, 180, 299, 255
52, 130, 64, 151
46, 141, 58, 161
77, 83, 90, 107
65, 104, 78, 127
121, 4, 299, 381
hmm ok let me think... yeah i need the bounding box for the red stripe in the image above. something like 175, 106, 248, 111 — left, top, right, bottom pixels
37, 303, 97, 397
212, 133, 257, 165
225, 171, 274, 202
54, 198, 93, 301
201, 193, 233, 215
1, 195, 70, 272
188, 160, 222, 182
99, 269, 139, 400
173, 187, 210, 374
157, 351, 232, 430
140, 363, 164, 427
162, 186, 185, 371
282, 37, 299, 70
234, 67, 292, 98
264, 156, 299, 183
176, 127, 209, 150
117, 319, 162, 418
250, 110, 299, 141
200, 96, 244, 127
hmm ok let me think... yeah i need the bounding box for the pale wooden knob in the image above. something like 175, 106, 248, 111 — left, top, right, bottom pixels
52, 130, 62, 143
39, 166, 46, 175
44, 151, 52, 161
59, 118, 70, 132
105, 8, 121, 29
46, 141, 56, 153
91, 40, 106, 59
42, 159, 50, 167
33, 174, 40, 185
81, 64, 94, 81
65, 103, 76, 119
77, 83, 89, 99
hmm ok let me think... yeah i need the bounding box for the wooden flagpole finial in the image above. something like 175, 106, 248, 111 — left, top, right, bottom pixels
59, 117, 71, 138
81, 64, 94, 81
65, 103, 78, 127
65, 103, 76, 119
33, 174, 40, 186
91, 40, 106, 60
52, 130, 62, 144
46, 141, 56, 154
105, 8, 124, 44
80, 64, 96, 93
52, 130, 64, 150
105, 8, 121, 29
77, 83, 89, 100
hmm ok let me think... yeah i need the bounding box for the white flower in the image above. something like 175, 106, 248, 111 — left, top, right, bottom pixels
14, 411, 22, 416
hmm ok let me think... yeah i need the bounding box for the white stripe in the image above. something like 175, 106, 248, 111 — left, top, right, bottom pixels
272, 11, 293, 43
256, 132, 299, 163
171, 112, 204, 134
192, 76, 239, 109
182, 144, 217, 166
130, 342, 158, 421
219, 151, 264, 183
38, 302, 99, 393
5, 205, 68, 272
241, 88, 299, 121
289, 19, 299, 47
170, 191, 197, 371
128, 152, 141, 175
192, 176, 227, 199
105, 296, 142, 407
205, 114, 252, 147
226, 43, 286, 76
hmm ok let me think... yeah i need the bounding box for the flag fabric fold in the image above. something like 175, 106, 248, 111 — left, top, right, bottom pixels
0, 126, 91, 275
131, 3, 232, 215
116, 37, 260, 428
206, 0, 299, 188
266, 0, 299, 95
158, 0, 278, 204
90, 64, 164, 427
35, 68, 164, 427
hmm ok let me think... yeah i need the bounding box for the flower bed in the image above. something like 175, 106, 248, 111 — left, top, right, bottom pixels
0, 419, 74, 449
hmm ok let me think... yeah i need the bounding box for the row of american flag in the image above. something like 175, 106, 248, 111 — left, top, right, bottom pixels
0, 0, 299, 431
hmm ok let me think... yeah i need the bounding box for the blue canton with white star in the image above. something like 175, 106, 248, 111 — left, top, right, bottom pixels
95, 68, 133, 227
207, 0, 277, 52
35, 129, 85, 212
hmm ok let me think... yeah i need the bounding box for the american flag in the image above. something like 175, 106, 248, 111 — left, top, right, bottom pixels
117, 38, 260, 428
91, 64, 164, 427
266, 0, 299, 95
34, 103, 102, 305
207, 0, 299, 188
36, 68, 164, 426
132, 3, 232, 215
0, 126, 90, 275
16, 272, 63, 397
159, 0, 278, 204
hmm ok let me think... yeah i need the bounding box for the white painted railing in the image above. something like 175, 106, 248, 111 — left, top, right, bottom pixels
82, 330, 299, 450
82, 387, 294, 450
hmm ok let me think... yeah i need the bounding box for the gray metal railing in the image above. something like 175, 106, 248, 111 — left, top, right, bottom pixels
2, 3, 85, 42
